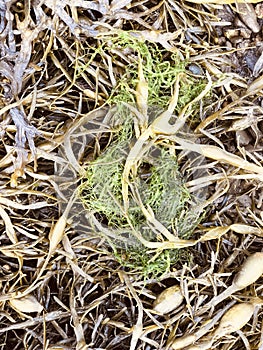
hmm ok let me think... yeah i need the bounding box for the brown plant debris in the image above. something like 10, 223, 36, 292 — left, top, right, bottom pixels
0, 0, 262, 349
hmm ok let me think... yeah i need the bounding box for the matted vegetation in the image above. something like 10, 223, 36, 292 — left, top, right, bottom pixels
0, 1, 262, 349
76, 37, 210, 278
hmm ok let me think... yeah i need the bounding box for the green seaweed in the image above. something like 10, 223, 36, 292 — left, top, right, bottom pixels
77, 31, 210, 278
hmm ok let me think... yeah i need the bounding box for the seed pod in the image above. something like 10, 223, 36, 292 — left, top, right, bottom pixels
153, 285, 184, 315
213, 302, 254, 339
233, 252, 263, 289
201, 252, 263, 310
10, 294, 43, 314
171, 334, 196, 350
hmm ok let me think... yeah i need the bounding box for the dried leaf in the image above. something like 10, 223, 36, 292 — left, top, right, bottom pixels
14, 15, 43, 94
0, 196, 53, 210
236, 3, 260, 33
130, 29, 182, 50
0, 204, 17, 244
247, 75, 263, 94
136, 54, 148, 125
230, 224, 263, 236
199, 144, 263, 176
110, 0, 132, 12
49, 193, 75, 254
253, 50, 263, 76
69, 285, 87, 350
121, 272, 144, 350
0, 1, 6, 32
187, 0, 263, 3
9, 108, 39, 187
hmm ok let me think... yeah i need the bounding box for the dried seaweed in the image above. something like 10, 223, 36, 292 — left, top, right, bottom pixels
0, 0, 262, 349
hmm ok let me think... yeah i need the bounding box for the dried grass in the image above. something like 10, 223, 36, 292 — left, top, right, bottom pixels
0, 0, 262, 349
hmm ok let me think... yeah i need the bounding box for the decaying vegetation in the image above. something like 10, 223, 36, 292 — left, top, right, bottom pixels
0, 0, 262, 349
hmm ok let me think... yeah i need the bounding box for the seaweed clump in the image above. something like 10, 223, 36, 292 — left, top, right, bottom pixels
78, 110, 204, 278
77, 32, 209, 278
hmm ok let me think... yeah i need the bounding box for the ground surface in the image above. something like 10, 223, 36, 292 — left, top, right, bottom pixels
0, 1, 263, 350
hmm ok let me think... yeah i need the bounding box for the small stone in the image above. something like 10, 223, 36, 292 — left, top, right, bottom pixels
217, 37, 226, 45
188, 64, 204, 76
245, 50, 258, 70
226, 40, 233, 49
239, 27, 252, 39
224, 28, 239, 40
237, 194, 252, 207
236, 130, 252, 146
255, 34, 263, 45
237, 40, 251, 51
230, 36, 243, 45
